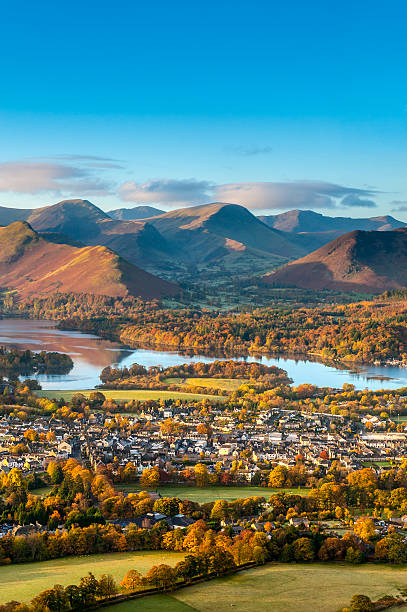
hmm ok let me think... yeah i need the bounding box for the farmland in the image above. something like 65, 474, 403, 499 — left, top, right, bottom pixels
164, 376, 248, 391
0, 551, 184, 603
116, 484, 309, 502
102, 562, 407, 612
37, 389, 225, 402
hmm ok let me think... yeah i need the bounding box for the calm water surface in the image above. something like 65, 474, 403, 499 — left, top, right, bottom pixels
0, 318, 407, 391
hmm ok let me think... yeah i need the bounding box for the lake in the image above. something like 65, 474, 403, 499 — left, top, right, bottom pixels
0, 318, 407, 391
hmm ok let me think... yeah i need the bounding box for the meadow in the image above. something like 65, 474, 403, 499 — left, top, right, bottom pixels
164, 377, 248, 391
104, 563, 407, 612
116, 484, 309, 502
0, 551, 184, 603
37, 389, 225, 402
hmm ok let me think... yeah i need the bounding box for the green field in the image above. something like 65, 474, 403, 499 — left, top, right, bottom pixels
0, 551, 184, 603
163, 377, 248, 391
103, 595, 196, 611
30, 485, 52, 497
37, 389, 225, 402
116, 484, 309, 502
104, 563, 407, 612
183, 377, 248, 391
361, 460, 393, 468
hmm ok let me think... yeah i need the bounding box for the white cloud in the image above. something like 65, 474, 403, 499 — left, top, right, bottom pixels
0, 161, 112, 195
118, 178, 214, 206
214, 181, 378, 210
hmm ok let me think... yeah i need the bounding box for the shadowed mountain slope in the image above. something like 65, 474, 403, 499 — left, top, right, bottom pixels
266, 228, 407, 292
107, 205, 165, 220
260, 210, 406, 252
146, 202, 305, 261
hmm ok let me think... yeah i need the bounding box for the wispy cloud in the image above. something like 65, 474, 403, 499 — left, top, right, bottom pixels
35, 154, 124, 170
118, 178, 214, 206
0, 160, 113, 195
391, 200, 407, 212
227, 145, 273, 156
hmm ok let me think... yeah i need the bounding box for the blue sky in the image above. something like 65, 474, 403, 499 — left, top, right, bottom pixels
0, 0, 406, 216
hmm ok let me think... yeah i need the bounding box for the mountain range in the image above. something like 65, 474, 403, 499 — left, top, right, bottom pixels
0, 199, 406, 295
0, 200, 306, 280
259, 210, 406, 252
266, 228, 407, 293
0, 221, 177, 299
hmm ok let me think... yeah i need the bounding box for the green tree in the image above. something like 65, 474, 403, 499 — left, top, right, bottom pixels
292, 538, 315, 562
350, 594, 373, 612
144, 564, 177, 590
153, 497, 181, 517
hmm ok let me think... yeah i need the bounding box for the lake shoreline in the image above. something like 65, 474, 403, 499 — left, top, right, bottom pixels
0, 318, 406, 391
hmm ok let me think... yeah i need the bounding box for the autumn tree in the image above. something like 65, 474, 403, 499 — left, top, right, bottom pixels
140, 468, 160, 489
144, 564, 177, 590
353, 517, 376, 543
195, 463, 209, 488
120, 569, 143, 591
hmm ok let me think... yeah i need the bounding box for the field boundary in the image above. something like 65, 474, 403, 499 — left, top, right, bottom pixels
71, 562, 257, 611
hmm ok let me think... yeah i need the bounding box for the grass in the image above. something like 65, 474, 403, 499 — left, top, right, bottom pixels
361, 460, 393, 468
173, 562, 407, 612
82, 562, 407, 612
184, 377, 248, 391
103, 595, 196, 611
30, 485, 52, 497
116, 484, 309, 503
0, 551, 184, 603
37, 389, 225, 402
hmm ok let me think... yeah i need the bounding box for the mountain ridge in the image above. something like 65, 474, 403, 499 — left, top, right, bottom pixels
0, 221, 178, 299
266, 227, 407, 292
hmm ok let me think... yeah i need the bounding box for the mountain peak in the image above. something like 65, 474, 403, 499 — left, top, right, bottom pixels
266, 228, 407, 292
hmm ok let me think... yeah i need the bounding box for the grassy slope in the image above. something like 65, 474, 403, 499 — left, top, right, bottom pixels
116, 485, 309, 503
37, 389, 225, 402
163, 376, 247, 391
103, 595, 197, 611
183, 377, 248, 391
174, 563, 407, 612
0, 551, 184, 603
94, 562, 407, 612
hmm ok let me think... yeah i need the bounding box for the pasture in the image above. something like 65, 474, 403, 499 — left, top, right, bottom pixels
0, 551, 184, 603
116, 484, 309, 502
98, 562, 407, 612
37, 389, 225, 402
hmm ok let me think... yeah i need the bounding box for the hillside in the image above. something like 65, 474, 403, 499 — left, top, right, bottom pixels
0, 200, 304, 280
266, 228, 407, 292
107, 205, 164, 220
260, 209, 405, 233
0, 205, 32, 225
0, 222, 178, 299
146, 202, 305, 269
260, 210, 406, 251
22, 199, 177, 275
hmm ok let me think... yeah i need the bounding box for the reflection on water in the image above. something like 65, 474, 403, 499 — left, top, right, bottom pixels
0, 318, 406, 391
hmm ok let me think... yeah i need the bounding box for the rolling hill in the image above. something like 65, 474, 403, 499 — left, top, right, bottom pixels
0, 222, 178, 299
265, 228, 407, 293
